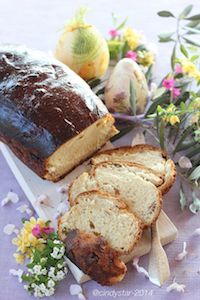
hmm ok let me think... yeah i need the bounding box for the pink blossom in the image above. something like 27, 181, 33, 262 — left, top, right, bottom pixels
175, 64, 183, 74
32, 224, 41, 237
42, 226, 55, 235
173, 87, 181, 98
109, 29, 119, 38
162, 77, 175, 90
125, 50, 137, 61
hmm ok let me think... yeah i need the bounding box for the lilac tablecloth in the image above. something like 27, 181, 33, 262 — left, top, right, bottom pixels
0, 1, 200, 299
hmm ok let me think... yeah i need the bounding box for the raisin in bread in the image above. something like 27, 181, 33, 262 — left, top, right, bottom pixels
0, 45, 118, 181
91, 145, 176, 193
69, 162, 162, 227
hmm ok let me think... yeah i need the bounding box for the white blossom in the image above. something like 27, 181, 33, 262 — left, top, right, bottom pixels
69, 284, 83, 295
194, 228, 200, 235
57, 184, 69, 194
35, 194, 53, 208
16, 204, 33, 216
166, 282, 186, 293
50, 246, 65, 259
9, 268, 23, 282
132, 257, 149, 278
178, 156, 192, 169
47, 279, 55, 288
1, 191, 19, 206
29, 265, 47, 275
3, 224, 19, 235
175, 242, 187, 261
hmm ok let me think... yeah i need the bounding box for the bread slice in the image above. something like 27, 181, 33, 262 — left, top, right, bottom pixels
64, 229, 127, 285
91, 144, 176, 194
58, 190, 142, 254
69, 162, 162, 227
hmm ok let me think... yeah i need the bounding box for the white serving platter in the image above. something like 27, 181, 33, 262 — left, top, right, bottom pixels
0, 141, 178, 284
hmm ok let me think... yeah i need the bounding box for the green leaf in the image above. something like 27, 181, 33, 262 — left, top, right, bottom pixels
21, 274, 32, 282
116, 17, 128, 30
159, 119, 165, 150
145, 94, 170, 116
87, 78, 101, 89
186, 14, 200, 21
158, 32, 175, 40
190, 55, 200, 61
157, 11, 175, 18
189, 192, 200, 214
130, 79, 136, 116
173, 126, 194, 153
184, 25, 200, 34
179, 188, 187, 210
186, 146, 200, 158
180, 44, 189, 57
178, 5, 193, 20
171, 45, 176, 70
145, 65, 153, 84
187, 20, 200, 27
152, 87, 166, 100
183, 37, 200, 47
189, 166, 200, 181
159, 37, 174, 43
111, 12, 118, 26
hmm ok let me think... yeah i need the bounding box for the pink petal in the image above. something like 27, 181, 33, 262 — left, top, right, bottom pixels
42, 227, 55, 235
175, 64, 183, 74
32, 224, 41, 237
173, 87, 181, 98
125, 50, 137, 61
162, 78, 175, 90
109, 29, 119, 38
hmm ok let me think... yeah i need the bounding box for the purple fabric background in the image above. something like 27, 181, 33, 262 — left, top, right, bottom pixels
0, 1, 200, 299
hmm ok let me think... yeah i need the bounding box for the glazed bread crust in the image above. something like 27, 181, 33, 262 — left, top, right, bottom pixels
0, 45, 117, 180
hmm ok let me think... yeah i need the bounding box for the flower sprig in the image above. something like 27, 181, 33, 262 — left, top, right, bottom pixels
12, 217, 67, 298
107, 14, 155, 83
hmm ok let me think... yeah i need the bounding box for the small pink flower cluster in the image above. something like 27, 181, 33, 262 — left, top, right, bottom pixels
109, 29, 119, 38
162, 66, 182, 99
32, 224, 54, 237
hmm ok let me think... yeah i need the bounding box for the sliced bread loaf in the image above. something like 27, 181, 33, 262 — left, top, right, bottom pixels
59, 190, 142, 254
64, 229, 127, 286
69, 162, 162, 227
91, 144, 176, 194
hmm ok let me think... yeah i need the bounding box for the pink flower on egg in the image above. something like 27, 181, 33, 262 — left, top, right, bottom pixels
109, 29, 119, 38
162, 77, 175, 90
32, 224, 41, 237
173, 87, 181, 99
175, 64, 183, 74
125, 50, 137, 61
42, 227, 55, 235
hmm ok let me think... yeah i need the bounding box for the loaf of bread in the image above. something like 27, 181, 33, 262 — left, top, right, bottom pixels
91, 145, 176, 193
69, 162, 162, 227
0, 45, 117, 181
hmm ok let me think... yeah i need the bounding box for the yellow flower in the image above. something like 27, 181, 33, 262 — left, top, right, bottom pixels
124, 27, 142, 50
181, 59, 200, 80
169, 115, 180, 125
12, 217, 47, 261
137, 51, 154, 66
13, 253, 25, 265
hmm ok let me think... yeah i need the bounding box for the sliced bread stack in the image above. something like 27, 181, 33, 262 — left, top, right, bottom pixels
58, 144, 176, 285
91, 144, 176, 194
58, 191, 142, 285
